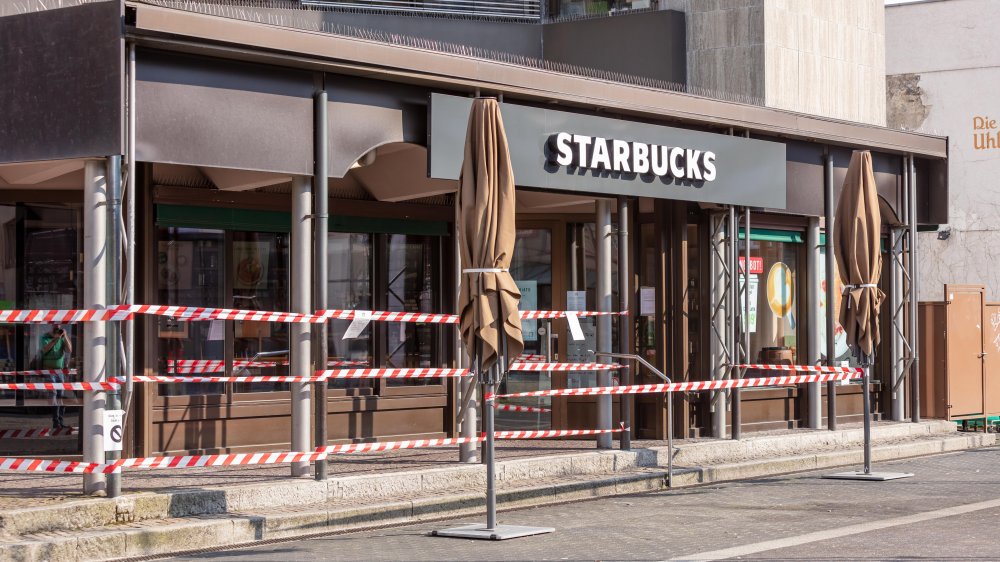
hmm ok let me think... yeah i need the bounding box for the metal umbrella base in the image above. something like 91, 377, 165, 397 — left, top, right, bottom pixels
822, 365, 914, 483
823, 471, 913, 481
432, 524, 555, 541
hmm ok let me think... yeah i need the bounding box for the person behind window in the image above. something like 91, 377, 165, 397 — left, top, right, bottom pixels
40, 324, 72, 429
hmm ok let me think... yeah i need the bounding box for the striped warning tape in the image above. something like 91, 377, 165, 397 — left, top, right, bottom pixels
318, 368, 469, 379
127, 368, 470, 384
111, 451, 327, 472
494, 404, 551, 413
315, 436, 485, 455
515, 354, 547, 362
494, 372, 861, 399
0, 307, 134, 323
0, 305, 628, 324
128, 375, 320, 384
494, 426, 625, 439
0, 369, 77, 377
0, 424, 628, 472
0, 427, 77, 439
0, 382, 119, 391
165, 359, 368, 374
0, 457, 107, 473
508, 362, 623, 371
737, 363, 864, 374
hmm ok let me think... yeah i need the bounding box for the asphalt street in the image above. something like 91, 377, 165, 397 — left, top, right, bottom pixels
167, 446, 1000, 561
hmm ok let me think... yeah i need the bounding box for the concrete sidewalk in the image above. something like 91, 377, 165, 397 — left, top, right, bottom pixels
0, 420, 993, 561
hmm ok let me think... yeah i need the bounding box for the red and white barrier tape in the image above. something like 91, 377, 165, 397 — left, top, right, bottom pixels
515, 354, 547, 362
128, 375, 318, 384
317, 368, 469, 379
165, 359, 368, 374
0, 305, 627, 324
0, 382, 119, 391
316, 436, 485, 455
508, 362, 623, 371
0, 457, 106, 473
111, 451, 327, 472
495, 372, 862, 399
0, 307, 134, 323
494, 404, 551, 413
0, 427, 77, 439
494, 427, 625, 439
737, 363, 864, 374
128, 368, 470, 384
0, 369, 76, 377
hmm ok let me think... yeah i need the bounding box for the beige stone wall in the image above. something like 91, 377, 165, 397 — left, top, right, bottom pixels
686, 0, 886, 126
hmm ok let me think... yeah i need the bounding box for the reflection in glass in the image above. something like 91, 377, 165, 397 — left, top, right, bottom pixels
157, 228, 225, 396
385, 235, 440, 386
232, 232, 290, 393
327, 233, 373, 390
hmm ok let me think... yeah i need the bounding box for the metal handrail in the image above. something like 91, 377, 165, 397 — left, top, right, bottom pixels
593, 351, 673, 487
237, 349, 290, 376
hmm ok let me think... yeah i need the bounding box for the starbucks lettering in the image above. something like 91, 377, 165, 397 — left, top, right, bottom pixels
549, 133, 717, 182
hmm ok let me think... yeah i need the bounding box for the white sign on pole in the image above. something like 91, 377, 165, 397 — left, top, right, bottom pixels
104, 409, 124, 452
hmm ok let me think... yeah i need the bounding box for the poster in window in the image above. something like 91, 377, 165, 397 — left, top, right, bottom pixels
158, 241, 193, 291
818, 248, 850, 360
233, 241, 270, 290
740, 275, 759, 333
516, 280, 538, 341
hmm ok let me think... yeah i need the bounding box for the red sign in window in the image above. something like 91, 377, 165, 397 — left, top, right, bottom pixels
739, 256, 764, 275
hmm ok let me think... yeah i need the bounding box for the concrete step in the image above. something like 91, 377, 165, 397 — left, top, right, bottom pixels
0, 420, 962, 541
1, 430, 992, 562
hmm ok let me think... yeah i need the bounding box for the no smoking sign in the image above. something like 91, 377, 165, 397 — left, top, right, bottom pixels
104, 410, 124, 452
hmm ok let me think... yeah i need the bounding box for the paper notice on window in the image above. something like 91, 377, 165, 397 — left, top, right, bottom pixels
565, 311, 585, 341
566, 290, 587, 312
207, 320, 225, 341
342, 310, 372, 340
640, 286, 656, 317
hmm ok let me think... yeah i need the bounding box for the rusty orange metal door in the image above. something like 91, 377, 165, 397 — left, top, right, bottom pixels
945, 285, 985, 418
985, 303, 1000, 416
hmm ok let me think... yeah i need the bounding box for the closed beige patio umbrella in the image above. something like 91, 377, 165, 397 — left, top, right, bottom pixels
825, 150, 911, 481
436, 98, 551, 540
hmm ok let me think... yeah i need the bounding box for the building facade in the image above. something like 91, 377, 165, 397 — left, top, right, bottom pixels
0, 0, 943, 473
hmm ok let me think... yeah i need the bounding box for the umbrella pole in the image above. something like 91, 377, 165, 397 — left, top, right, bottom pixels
484, 374, 497, 530
862, 362, 872, 474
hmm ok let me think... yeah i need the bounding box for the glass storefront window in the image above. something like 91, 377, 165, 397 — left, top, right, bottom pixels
157, 228, 225, 396
740, 237, 802, 366
232, 232, 290, 394
384, 234, 441, 387
0, 204, 83, 457
501, 227, 554, 430
567, 222, 618, 389
327, 233, 373, 391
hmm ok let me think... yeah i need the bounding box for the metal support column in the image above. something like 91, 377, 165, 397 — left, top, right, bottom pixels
313, 90, 330, 480
617, 196, 631, 450
124, 43, 136, 426
733, 207, 749, 440
458, 197, 477, 462
824, 153, 838, 430
889, 224, 907, 422
908, 155, 921, 423
596, 199, 613, 449
291, 175, 312, 477
83, 159, 108, 495
708, 211, 733, 438
806, 217, 822, 428
106, 155, 123, 498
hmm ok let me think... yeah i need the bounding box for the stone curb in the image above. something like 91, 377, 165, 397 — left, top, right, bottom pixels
0, 420, 959, 539
0, 431, 991, 562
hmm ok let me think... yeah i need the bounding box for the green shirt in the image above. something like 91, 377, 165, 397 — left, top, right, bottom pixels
40, 334, 66, 369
